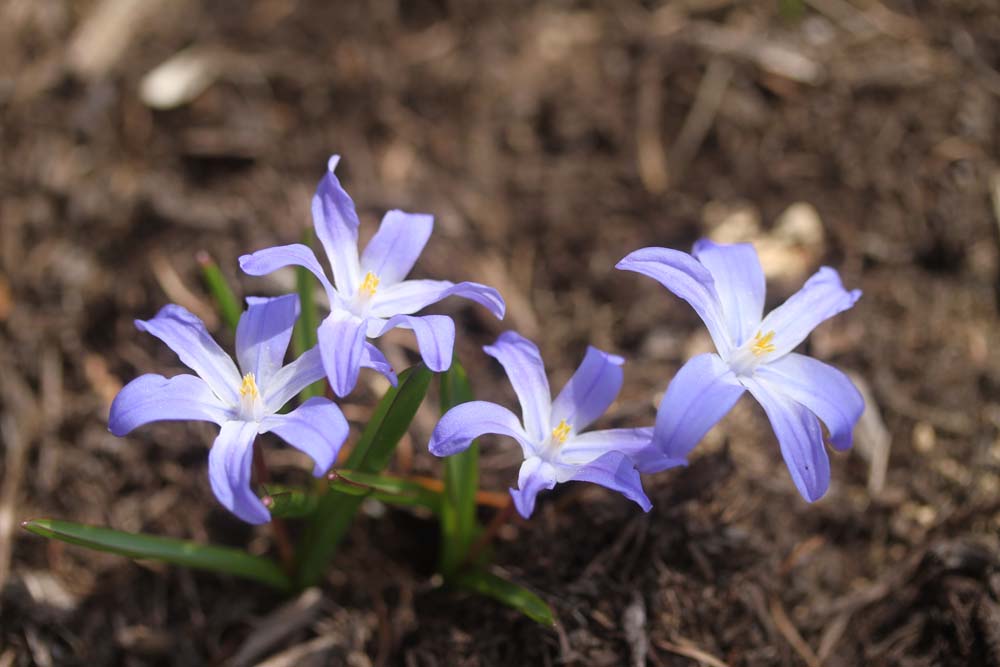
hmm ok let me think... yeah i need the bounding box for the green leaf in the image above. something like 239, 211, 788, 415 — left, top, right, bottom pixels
22, 518, 291, 591
291, 230, 325, 400
345, 364, 434, 473
197, 252, 242, 332
439, 357, 481, 576
452, 569, 555, 626
778, 0, 805, 20
295, 364, 434, 588
264, 485, 319, 519
329, 470, 442, 513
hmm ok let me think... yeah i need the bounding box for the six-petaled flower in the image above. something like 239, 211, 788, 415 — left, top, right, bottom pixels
240, 155, 506, 397
429, 331, 685, 518
109, 296, 349, 524
617, 239, 864, 502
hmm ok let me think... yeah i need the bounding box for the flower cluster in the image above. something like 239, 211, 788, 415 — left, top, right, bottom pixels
110, 154, 864, 525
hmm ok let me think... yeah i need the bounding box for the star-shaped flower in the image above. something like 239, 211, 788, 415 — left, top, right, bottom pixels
617, 240, 864, 501
109, 296, 348, 523
240, 156, 505, 397
429, 331, 682, 517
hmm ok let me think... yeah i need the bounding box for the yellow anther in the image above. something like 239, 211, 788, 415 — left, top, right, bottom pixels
239, 372, 260, 398
751, 330, 776, 356
551, 419, 571, 444
359, 271, 380, 297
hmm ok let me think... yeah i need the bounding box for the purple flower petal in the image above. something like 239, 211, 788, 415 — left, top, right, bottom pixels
208, 420, 270, 525
561, 427, 686, 474
370, 279, 506, 320
692, 239, 766, 345
135, 305, 242, 405
360, 210, 434, 285
509, 457, 558, 518
757, 267, 861, 358
756, 353, 863, 451
312, 155, 362, 296
563, 451, 652, 512
109, 374, 232, 436
260, 397, 349, 476
239, 243, 338, 304
743, 375, 831, 502
361, 342, 398, 386
373, 314, 455, 372
318, 312, 368, 397
236, 295, 299, 386
653, 353, 745, 459
550, 346, 623, 432
429, 400, 534, 458
262, 347, 327, 412
483, 331, 552, 443
616, 247, 734, 357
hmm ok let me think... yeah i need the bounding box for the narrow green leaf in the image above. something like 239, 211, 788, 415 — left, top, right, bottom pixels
330, 470, 442, 513
453, 569, 555, 626
346, 364, 434, 473
197, 252, 242, 332
22, 518, 291, 591
291, 230, 325, 399
439, 357, 481, 576
295, 365, 434, 588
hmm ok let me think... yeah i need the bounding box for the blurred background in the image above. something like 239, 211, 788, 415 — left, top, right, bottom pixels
2, 0, 999, 665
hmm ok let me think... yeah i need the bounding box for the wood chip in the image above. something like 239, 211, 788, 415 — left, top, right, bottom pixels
684, 22, 824, 85
140, 46, 221, 110
253, 635, 339, 667
769, 597, 823, 667
231, 588, 325, 666
654, 637, 731, 667
67, 0, 169, 79
623, 593, 648, 667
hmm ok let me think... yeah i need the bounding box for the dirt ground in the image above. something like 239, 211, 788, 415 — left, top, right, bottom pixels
3, 0, 1000, 665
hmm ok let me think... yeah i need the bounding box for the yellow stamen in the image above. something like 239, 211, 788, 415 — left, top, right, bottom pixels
239, 372, 260, 398
751, 330, 776, 356
360, 271, 380, 297
551, 419, 571, 444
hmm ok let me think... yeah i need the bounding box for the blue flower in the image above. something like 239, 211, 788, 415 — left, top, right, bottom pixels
617, 239, 864, 502
240, 155, 506, 397
429, 331, 683, 518
109, 295, 349, 524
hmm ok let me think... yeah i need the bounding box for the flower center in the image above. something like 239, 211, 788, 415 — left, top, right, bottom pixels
238, 372, 264, 421
751, 330, 776, 356
551, 419, 571, 445
359, 271, 380, 298
729, 330, 778, 376
240, 372, 259, 399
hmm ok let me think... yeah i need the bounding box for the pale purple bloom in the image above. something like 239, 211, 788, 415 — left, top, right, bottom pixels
429, 331, 684, 518
109, 296, 349, 524
617, 240, 864, 502
239, 155, 506, 397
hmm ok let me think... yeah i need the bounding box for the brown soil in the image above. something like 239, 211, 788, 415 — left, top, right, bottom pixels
3, 1, 1000, 665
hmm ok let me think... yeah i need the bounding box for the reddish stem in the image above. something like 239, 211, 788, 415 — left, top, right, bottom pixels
253, 446, 295, 574
463, 496, 516, 569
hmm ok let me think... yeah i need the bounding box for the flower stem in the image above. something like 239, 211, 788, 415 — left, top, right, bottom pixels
253, 446, 295, 574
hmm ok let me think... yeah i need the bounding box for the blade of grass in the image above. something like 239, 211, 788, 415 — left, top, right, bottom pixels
22, 518, 291, 590
294, 364, 434, 588
452, 569, 555, 626
197, 251, 241, 332
439, 357, 481, 576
